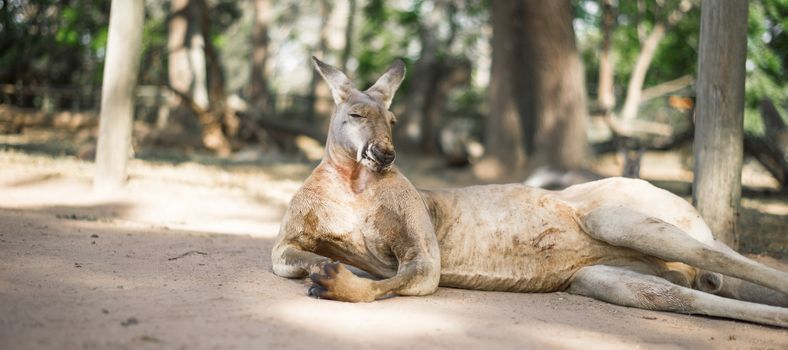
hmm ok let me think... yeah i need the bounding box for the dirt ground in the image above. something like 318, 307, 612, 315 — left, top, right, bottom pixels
1, 146, 787, 349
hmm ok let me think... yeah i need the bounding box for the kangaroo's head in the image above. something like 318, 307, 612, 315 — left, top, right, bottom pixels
312, 56, 405, 173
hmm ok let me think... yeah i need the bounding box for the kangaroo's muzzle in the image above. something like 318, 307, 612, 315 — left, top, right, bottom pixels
362, 142, 396, 169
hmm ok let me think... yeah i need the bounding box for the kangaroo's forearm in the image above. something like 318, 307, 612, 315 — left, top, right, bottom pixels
309, 257, 439, 302
272, 244, 331, 278
371, 259, 439, 297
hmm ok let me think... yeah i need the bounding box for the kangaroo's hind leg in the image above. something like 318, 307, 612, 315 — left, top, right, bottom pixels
580, 206, 788, 296
567, 265, 788, 327
704, 240, 788, 307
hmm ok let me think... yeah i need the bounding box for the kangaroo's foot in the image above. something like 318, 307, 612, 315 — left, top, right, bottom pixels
309, 262, 377, 302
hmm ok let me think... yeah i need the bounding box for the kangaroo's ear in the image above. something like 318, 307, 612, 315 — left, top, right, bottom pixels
312, 56, 353, 105
365, 59, 406, 109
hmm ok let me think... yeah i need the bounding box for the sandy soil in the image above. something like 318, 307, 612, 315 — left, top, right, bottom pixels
1, 150, 787, 349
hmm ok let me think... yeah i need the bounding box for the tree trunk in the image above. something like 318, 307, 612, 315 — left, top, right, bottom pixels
478, 0, 527, 179
189, 31, 209, 110
747, 98, 788, 188
196, 0, 239, 143
760, 98, 788, 157
249, 0, 271, 119
744, 134, 787, 188
340, 0, 356, 71
168, 0, 209, 110
597, 0, 616, 114
519, 0, 589, 169
481, 0, 588, 179
94, 0, 144, 191
168, 0, 192, 99
398, 6, 441, 149
167, 0, 231, 155
692, 0, 748, 249
421, 60, 471, 154
310, 0, 333, 123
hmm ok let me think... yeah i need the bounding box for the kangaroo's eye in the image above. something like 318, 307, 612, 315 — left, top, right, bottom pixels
349, 113, 366, 119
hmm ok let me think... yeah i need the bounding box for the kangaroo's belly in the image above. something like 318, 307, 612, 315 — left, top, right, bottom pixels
421, 184, 643, 292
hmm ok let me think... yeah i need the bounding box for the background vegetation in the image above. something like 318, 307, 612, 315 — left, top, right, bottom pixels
0, 0, 785, 177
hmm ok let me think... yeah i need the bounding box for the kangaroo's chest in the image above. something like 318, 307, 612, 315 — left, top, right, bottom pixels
303, 199, 398, 278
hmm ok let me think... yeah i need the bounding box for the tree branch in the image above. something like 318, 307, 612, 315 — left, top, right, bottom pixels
640, 75, 694, 102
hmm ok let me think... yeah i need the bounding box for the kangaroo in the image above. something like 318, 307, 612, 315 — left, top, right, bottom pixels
272, 57, 788, 327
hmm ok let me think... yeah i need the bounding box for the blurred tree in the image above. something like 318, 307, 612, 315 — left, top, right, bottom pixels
168, 0, 209, 110
341, 0, 357, 71
349, 0, 485, 155
249, 0, 271, 120
166, 0, 241, 155
398, 1, 472, 154
619, 0, 694, 123
579, 0, 784, 168
0, 0, 110, 108
356, 0, 402, 88
398, 0, 442, 150
482, 0, 588, 178
519, 0, 589, 169
597, 0, 616, 115
197, 0, 241, 142
744, 0, 788, 134
3, 0, 783, 167
577, 0, 701, 129
482, 0, 526, 173
167, 0, 219, 148
309, 0, 334, 122
94, 0, 144, 191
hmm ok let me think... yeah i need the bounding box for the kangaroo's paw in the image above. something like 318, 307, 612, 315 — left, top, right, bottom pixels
308, 262, 376, 302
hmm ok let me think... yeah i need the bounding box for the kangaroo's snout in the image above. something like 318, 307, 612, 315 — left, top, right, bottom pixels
370, 143, 396, 166
362, 141, 396, 170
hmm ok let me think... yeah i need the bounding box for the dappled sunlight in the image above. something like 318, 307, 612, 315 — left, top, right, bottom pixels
742, 198, 788, 216
496, 320, 657, 350
270, 298, 464, 340
0, 151, 297, 238
262, 287, 769, 349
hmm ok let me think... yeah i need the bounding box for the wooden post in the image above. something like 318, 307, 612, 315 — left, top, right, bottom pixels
692, 0, 748, 249
94, 0, 144, 191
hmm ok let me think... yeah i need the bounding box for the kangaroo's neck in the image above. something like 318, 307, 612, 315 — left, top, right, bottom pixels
321, 142, 377, 195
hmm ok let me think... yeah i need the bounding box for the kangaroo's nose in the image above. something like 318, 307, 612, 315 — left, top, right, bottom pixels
370, 144, 396, 166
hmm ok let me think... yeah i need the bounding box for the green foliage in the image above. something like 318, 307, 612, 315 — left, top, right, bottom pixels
138, 4, 168, 86
0, 0, 245, 94
578, 0, 786, 135
1, 0, 782, 136
745, 0, 788, 134
207, 1, 241, 50
649, 8, 700, 84
355, 0, 415, 89
355, 0, 487, 99
0, 0, 110, 90
611, 1, 699, 94
55, 7, 80, 45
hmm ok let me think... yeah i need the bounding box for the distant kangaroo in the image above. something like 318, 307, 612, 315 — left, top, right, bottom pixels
272, 57, 788, 327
